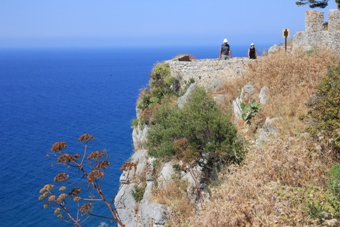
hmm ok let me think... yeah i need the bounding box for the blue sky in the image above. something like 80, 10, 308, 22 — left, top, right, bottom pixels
0, 0, 337, 48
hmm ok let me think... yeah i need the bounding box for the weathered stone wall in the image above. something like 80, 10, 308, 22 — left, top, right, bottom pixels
293, 9, 340, 51
165, 58, 253, 91
305, 10, 324, 32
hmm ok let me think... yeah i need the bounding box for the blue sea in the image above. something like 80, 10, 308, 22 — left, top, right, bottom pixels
0, 44, 270, 227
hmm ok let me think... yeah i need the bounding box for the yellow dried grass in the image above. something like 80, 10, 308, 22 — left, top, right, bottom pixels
151, 178, 195, 227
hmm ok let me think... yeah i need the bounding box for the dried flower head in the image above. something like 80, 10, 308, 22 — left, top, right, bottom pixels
57, 193, 67, 201
40, 184, 54, 195
51, 142, 67, 153
43, 202, 49, 208
80, 203, 93, 214
87, 170, 104, 183
48, 195, 56, 201
73, 196, 81, 202
59, 186, 66, 191
78, 134, 94, 143
54, 172, 69, 182
54, 208, 60, 215
68, 188, 82, 197
57, 154, 76, 164
73, 154, 81, 159
87, 150, 104, 160
42, 192, 49, 197
96, 161, 111, 169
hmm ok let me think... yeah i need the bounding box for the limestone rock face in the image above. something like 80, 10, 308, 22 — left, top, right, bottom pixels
114, 147, 205, 227
132, 124, 149, 150
177, 82, 196, 108
259, 86, 269, 104
256, 117, 278, 146
268, 44, 282, 55
115, 147, 167, 227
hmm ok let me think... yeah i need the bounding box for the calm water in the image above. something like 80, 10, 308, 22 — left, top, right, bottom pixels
0, 44, 270, 227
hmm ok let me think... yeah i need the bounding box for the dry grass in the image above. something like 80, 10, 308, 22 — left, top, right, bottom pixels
161, 47, 340, 226
218, 47, 339, 135
151, 178, 195, 227
189, 135, 333, 226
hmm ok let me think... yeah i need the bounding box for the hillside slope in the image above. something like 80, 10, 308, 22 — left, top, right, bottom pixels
187, 47, 340, 227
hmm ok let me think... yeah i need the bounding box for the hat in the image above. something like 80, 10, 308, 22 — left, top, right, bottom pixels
251, 43, 254, 46
223, 38, 228, 43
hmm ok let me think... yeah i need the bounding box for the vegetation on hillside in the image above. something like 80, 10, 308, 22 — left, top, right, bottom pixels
136, 63, 178, 126
186, 47, 340, 226
146, 87, 244, 177
135, 62, 195, 127
135, 46, 340, 226
306, 65, 340, 155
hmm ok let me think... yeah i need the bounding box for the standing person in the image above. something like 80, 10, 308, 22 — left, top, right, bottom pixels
219, 38, 232, 60
248, 43, 257, 59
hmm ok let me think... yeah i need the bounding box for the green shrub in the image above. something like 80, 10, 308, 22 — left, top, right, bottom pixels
132, 183, 147, 202
131, 118, 139, 127
274, 185, 340, 223
137, 88, 152, 110
149, 63, 176, 96
137, 63, 179, 124
328, 162, 340, 199
307, 65, 340, 153
146, 87, 244, 174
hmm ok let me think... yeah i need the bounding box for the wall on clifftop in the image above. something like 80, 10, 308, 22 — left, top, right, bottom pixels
165, 58, 253, 91
293, 10, 340, 51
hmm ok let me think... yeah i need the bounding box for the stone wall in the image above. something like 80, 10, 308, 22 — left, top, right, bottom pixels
165, 58, 253, 91
293, 9, 340, 51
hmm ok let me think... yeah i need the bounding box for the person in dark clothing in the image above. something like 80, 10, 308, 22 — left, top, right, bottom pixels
219, 38, 232, 60
248, 43, 257, 59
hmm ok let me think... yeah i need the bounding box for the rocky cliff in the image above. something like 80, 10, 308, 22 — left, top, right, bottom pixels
113, 57, 268, 227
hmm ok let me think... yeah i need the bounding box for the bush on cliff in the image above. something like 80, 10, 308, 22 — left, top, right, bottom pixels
306, 64, 340, 155
146, 87, 244, 174
137, 63, 178, 111
136, 63, 180, 125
